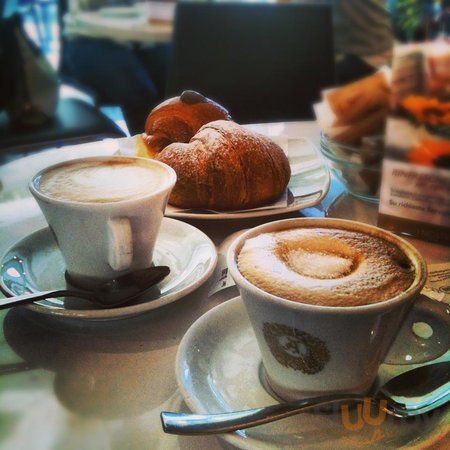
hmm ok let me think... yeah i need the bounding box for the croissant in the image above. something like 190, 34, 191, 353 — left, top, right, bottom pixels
156, 120, 291, 210
137, 90, 231, 158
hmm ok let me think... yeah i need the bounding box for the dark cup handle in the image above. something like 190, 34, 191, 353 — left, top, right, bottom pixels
384, 295, 450, 365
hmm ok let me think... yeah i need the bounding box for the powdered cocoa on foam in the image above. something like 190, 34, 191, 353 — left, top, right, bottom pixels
237, 227, 416, 307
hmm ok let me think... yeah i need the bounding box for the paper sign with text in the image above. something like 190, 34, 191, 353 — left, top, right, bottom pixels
378, 40, 450, 245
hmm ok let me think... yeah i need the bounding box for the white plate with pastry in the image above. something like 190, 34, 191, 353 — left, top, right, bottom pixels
123, 133, 329, 220
129, 91, 330, 220
121, 92, 329, 221
163, 136, 329, 219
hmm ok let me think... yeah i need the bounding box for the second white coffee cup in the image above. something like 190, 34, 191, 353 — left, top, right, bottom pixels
227, 218, 450, 400
30, 155, 176, 289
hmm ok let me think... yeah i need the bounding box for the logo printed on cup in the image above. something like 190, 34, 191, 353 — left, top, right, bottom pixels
263, 322, 330, 374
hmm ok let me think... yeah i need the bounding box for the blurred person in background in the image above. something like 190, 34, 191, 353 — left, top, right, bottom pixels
333, 0, 394, 84
60, 0, 173, 135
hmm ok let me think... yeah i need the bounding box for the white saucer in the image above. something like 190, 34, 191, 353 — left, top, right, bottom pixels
0, 218, 217, 320
176, 297, 449, 450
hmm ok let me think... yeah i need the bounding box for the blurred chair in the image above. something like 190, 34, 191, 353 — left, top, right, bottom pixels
166, 1, 335, 124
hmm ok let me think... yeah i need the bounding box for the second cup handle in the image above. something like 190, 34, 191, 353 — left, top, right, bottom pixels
384, 295, 450, 365
107, 217, 133, 271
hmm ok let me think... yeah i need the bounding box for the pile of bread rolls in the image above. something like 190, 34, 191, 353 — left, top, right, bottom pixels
325, 71, 389, 144
136, 90, 291, 210
315, 70, 390, 146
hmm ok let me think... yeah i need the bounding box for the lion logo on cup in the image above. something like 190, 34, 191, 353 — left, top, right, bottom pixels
263, 322, 330, 374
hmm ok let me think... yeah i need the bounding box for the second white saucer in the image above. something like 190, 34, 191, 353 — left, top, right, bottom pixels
176, 297, 449, 450
0, 218, 217, 320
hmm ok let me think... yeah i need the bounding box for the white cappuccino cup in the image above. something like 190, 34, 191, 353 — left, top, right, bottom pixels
227, 218, 450, 400
30, 155, 176, 289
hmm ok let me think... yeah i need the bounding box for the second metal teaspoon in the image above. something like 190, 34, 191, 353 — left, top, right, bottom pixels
161, 361, 450, 435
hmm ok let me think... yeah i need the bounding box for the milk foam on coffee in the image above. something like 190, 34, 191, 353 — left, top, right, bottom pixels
237, 227, 415, 307
39, 158, 168, 203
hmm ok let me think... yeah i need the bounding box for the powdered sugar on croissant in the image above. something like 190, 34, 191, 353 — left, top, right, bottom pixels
157, 120, 291, 210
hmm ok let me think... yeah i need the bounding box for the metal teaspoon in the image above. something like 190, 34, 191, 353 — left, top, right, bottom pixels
0, 266, 170, 309
161, 361, 450, 435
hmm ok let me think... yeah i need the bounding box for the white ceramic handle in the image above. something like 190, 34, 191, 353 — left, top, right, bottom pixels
384, 295, 450, 365
107, 217, 133, 271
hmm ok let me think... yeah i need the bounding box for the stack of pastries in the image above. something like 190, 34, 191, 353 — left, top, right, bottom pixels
323, 71, 390, 145
137, 90, 291, 210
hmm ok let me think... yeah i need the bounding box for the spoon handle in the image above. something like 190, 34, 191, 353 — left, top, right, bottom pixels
0, 289, 91, 309
161, 394, 366, 435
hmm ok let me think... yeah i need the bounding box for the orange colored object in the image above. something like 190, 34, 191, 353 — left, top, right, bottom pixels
401, 95, 450, 126
408, 138, 450, 166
